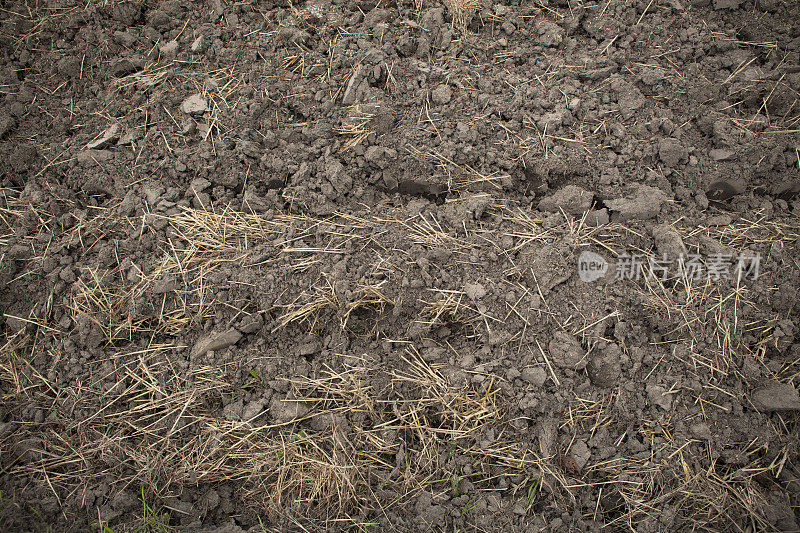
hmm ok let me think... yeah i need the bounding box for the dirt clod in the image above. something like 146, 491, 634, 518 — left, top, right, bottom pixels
652, 223, 688, 260
548, 331, 586, 370
646, 384, 673, 411
587, 343, 622, 388
0, 113, 15, 139
181, 93, 209, 115
659, 138, 688, 167
537, 185, 594, 215
270, 397, 310, 423
521, 366, 547, 386
606, 184, 669, 221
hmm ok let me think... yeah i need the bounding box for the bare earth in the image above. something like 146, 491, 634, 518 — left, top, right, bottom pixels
1, 0, 800, 531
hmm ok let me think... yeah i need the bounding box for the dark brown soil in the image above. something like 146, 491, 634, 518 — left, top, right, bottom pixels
1, 0, 799, 531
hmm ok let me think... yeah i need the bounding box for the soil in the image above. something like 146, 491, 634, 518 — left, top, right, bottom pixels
1, 0, 799, 531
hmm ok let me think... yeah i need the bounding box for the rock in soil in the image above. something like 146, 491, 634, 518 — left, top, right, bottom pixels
86, 124, 121, 149
191, 329, 243, 358
751, 382, 800, 412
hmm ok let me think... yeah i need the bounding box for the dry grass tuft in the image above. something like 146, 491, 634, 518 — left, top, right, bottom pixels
276, 275, 341, 330
0, 338, 536, 529
69, 266, 153, 342
335, 105, 376, 150
443, 0, 482, 34
343, 280, 394, 333
408, 146, 504, 192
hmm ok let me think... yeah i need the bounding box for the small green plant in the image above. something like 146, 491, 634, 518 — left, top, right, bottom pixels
241, 368, 263, 391
450, 467, 463, 497
525, 478, 542, 512
90, 514, 115, 533
134, 487, 172, 533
